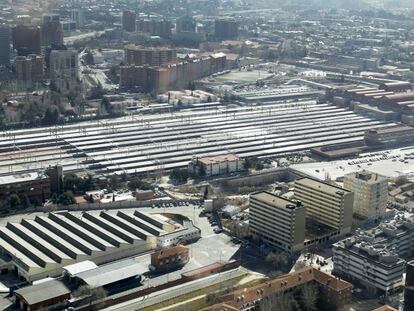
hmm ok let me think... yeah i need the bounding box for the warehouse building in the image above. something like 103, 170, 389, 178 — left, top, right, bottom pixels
0, 209, 194, 282
0, 101, 399, 177
343, 170, 388, 219
250, 192, 306, 253
294, 178, 353, 236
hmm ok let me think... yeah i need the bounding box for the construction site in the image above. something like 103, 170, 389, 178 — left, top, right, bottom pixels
0, 100, 399, 177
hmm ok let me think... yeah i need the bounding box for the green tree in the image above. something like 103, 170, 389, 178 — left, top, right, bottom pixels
169, 169, 190, 184
109, 175, 121, 190
9, 194, 21, 209
188, 80, 196, 91
127, 178, 153, 191
63, 173, 83, 193
42, 107, 59, 126
57, 192, 76, 206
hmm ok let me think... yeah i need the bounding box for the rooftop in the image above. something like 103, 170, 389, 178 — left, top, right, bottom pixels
14, 279, 70, 305
295, 177, 350, 196
250, 191, 302, 210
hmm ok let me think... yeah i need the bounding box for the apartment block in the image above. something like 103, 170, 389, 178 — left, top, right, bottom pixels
294, 178, 353, 235
122, 11, 136, 32
124, 45, 177, 66
333, 212, 414, 294
0, 25, 10, 67
250, 192, 306, 253
15, 54, 44, 89
344, 170, 388, 219
49, 50, 79, 95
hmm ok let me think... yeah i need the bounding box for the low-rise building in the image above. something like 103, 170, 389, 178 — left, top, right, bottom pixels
135, 190, 155, 201
188, 153, 243, 177
150, 245, 189, 273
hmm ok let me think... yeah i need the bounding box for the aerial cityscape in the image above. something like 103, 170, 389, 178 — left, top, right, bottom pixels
1, 0, 414, 310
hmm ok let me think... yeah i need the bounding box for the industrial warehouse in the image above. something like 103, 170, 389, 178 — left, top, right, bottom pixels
0, 209, 200, 282
0, 100, 399, 176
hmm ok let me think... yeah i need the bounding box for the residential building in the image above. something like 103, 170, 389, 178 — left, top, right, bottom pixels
124, 45, 177, 66
150, 245, 189, 272
249, 192, 306, 253
71, 9, 85, 28
41, 20, 63, 47
333, 212, 414, 294
404, 260, 414, 311
49, 49, 79, 95
120, 52, 226, 94
122, 11, 136, 32
202, 267, 353, 311
12, 25, 41, 56
188, 153, 244, 177
294, 178, 353, 236
343, 170, 388, 219
0, 24, 10, 67
15, 54, 44, 89
214, 18, 239, 40
136, 18, 172, 39
176, 15, 196, 33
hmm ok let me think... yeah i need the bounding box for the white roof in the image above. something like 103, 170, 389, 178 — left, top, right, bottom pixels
63, 260, 98, 276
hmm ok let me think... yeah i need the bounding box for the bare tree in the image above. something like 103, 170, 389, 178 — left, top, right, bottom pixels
261, 291, 298, 311
300, 283, 319, 311
265, 251, 289, 270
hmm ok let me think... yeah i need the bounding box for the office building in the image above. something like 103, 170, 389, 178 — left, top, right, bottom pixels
41, 20, 63, 47
188, 153, 244, 177
250, 192, 306, 253
49, 49, 79, 95
344, 170, 388, 219
122, 10, 136, 32
71, 9, 85, 28
0, 25, 10, 67
42, 14, 60, 23
124, 45, 177, 66
15, 54, 44, 89
333, 212, 414, 294
136, 18, 172, 39
214, 18, 239, 40
294, 178, 353, 235
12, 25, 41, 56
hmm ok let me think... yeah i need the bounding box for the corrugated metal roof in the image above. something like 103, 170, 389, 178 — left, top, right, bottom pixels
73, 259, 148, 288
63, 260, 97, 276
14, 280, 70, 306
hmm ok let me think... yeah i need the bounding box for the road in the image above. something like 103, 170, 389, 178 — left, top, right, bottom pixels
103, 267, 246, 311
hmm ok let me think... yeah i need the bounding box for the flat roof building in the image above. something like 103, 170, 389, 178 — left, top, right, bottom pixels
343, 170, 388, 219
250, 192, 306, 253
294, 178, 353, 236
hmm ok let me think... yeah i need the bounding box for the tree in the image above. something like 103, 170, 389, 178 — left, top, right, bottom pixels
169, 169, 190, 184
300, 283, 319, 311
63, 173, 83, 193
188, 80, 196, 91
109, 175, 121, 190
128, 178, 153, 191
57, 192, 76, 206
42, 107, 59, 126
265, 251, 289, 270
9, 194, 21, 209
89, 83, 106, 100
